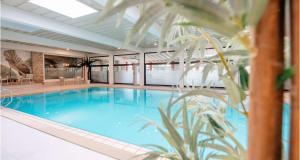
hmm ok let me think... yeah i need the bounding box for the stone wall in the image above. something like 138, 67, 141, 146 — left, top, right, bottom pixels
31, 52, 44, 83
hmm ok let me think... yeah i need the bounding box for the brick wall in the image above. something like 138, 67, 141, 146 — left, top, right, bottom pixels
31, 52, 44, 83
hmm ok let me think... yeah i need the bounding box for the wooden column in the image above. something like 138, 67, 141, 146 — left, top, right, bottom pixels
248, 0, 285, 159
289, 0, 299, 159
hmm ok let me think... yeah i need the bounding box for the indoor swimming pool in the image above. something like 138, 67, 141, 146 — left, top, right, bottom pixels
1, 87, 289, 151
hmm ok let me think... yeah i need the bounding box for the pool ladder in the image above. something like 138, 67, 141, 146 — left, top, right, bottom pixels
0, 88, 13, 107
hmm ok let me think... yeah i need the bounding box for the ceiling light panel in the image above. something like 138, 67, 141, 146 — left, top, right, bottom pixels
29, 0, 97, 18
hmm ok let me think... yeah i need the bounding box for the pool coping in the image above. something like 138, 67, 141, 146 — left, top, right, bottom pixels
0, 83, 181, 98
0, 107, 151, 160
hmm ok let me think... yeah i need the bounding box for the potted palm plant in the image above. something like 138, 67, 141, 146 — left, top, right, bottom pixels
75, 56, 99, 84
98, 0, 291, 159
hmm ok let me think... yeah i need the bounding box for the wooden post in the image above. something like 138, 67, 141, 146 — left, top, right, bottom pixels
289, 0, 299, 159
248, 0, 285, 159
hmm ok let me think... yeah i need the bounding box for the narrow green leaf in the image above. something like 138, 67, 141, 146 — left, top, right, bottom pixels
139, 122, 153, 132
207, 115, 225, 137
200, 143, 234, 155
246, 0, 269, 25
97, 0, 152, 23
167, 3, 240, 37
228, 0, 248, 16
159, 13, 177, 50
143, 144, 169, 152
159, 107, 184, 147
190, 117, 204, 160
158, 107, 188, 159
238, 65, 249, 90
171, 107, 182, 124
126, 3, 165, 45
205, 50, 249, 61
169, 89, 227, 107
167, 92, 175, 119
202, 63, 214, 84
221, 76, 246, 106
182, 99, 191, 144
276, 67, 294, 89
115, 9, 126, 28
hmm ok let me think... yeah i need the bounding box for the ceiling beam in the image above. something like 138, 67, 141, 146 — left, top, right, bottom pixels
1, 4, 143, 52
1, 41, 87, 58
1, 29, 112, 55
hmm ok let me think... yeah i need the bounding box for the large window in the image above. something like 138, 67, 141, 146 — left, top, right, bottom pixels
145, 52, 181, 86
145, 51, 225, 87
45, 55, 83, 79
184, 62, 224, 87
90, 56, 109, 83
114, 54, 140, 84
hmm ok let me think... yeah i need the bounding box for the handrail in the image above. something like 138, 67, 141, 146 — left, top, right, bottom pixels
0, 88, 13, 107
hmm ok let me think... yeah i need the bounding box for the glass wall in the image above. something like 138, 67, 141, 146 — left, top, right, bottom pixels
90, 56, 109, 83
184, 62, 224, 87
91, 66, 108, 83
145, 52, 181, 86
45, 55, 83, 79
145, 51, 225, 87
114, 54, 139, 84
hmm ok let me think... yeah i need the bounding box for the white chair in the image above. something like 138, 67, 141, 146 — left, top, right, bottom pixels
0, 75, 9, 86
59, 77, 65, 86
15, 74, 24, 85
74, 76, 81, 85
21, 74, 33, 85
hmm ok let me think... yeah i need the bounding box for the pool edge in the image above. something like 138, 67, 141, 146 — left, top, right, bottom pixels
0, 83, 180, 98
0, 107, 151, 160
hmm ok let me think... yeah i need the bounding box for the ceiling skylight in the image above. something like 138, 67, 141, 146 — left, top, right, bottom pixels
29, 0, 97, 18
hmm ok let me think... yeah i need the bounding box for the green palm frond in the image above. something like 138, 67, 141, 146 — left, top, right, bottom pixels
138, 98, 245, 160
97, 0, 270, 159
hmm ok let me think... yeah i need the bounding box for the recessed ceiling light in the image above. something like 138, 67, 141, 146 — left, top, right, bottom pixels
29, 0, 97, 18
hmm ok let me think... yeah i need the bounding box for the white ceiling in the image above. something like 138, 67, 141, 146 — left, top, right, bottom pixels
0, 0, 159, 54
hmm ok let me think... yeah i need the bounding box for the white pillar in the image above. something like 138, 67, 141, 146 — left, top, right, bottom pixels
109, 54, 114, 85
133, 64, 137, 85
139, 53, 145, 86
179, 54, 184, 89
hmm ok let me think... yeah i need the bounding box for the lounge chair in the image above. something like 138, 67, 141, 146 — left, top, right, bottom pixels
59, 77, 65, 86
75, 76, 81, 85
21, 74, 33, 85
0, 75, 9, 86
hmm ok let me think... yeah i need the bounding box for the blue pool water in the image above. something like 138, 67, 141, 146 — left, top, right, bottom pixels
1, 87, 289, 150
